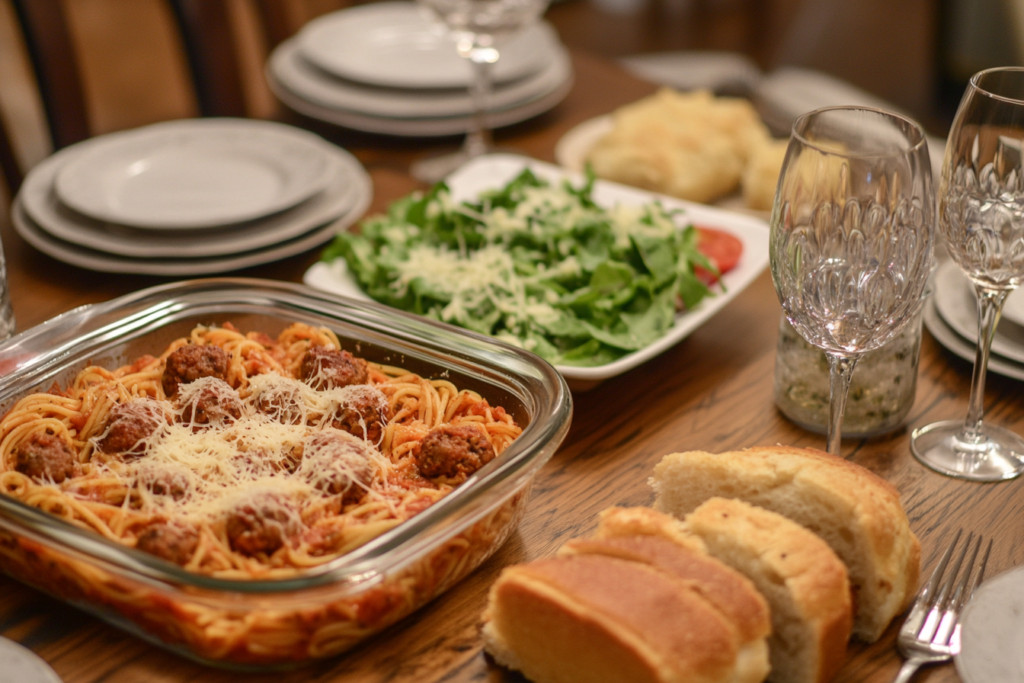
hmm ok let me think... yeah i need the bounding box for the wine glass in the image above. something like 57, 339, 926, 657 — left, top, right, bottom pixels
911, 67, 1024, 480
411, 0, 550, 183
770, 106, 935, 456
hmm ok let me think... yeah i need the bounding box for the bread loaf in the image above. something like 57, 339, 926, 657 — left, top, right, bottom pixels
591, 504, 704, 551
482, 546, 771, 683
564, 514, 771, 660
586, 88, 770, 204
651, 446, 920, 642
685, 498, 853, 683
741, 139, 788, 211
585, 507, 769, 646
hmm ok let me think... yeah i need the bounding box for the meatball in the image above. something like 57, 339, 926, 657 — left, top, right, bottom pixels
232, 445, 301, 477
96, 399, 169, 455
177, 377, 243, 427
225, 496, 296, 557
301, 346, 368, 390
251, 381, 305, 425
331, 388, 392, 444
415, 424, 495, 479
139, 465, 191, 501
162, 344, 229, 397
14, 432, 78, 483
298, 431, 375, 503
135, 522, 199, 566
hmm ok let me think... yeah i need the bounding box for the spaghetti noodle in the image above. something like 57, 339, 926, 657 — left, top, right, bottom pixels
0, 322, 522, 580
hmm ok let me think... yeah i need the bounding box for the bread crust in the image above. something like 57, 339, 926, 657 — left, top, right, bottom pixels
686, 497, 853, 683
594, 505, 706, 551
582, 507, 771, 645
650, 446, 921, 642
482, 554, 748, 683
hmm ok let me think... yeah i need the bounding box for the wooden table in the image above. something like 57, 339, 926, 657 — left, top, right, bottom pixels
0, 48, 1019, 683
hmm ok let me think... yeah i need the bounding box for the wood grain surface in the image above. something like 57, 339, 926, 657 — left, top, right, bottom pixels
0, 45, 1015, 683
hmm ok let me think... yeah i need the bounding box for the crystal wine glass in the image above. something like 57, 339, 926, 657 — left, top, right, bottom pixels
911, 67, 1024, 480
770, 106, 935, 456
411, 0, 550, 183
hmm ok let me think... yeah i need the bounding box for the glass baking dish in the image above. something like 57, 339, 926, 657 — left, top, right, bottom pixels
0, 279, 572, 669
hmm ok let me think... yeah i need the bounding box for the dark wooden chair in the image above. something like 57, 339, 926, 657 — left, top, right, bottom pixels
253, 0, 303, 51
0, 0, 265, 196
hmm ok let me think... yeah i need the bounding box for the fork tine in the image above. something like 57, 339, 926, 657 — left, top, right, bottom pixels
917, 532, 970, 643
933, 531, 974, 609
966, 538, 991, 601
946, 536, 987, 618
948, 535, 983, 614
931, 534, 982, 645
915, 528, 962, 604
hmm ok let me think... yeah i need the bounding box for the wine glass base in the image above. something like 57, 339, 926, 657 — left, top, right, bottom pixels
410, 148, 478, 184
411, 144, 523, 184
910, 419, 1024, 481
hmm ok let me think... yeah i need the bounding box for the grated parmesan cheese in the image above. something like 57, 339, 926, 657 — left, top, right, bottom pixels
86, 372, 389, 528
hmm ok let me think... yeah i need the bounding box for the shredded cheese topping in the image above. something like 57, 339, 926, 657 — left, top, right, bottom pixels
84, 373, 390, 526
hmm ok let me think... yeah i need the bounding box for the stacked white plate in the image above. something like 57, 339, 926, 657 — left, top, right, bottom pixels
266, 2, 574, 137
925, 260, 1024, 381
12, 118, 371, 276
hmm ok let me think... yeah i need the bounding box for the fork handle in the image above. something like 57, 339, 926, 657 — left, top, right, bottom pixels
893, 656, 926, 683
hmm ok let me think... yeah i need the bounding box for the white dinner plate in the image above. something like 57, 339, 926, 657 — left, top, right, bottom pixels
13, 168, 371, 276
297, 2, 549, 89
956, 565, 1024, 683
923, 297, 1024, 382
21, 137, 364, 258
1000, 288, 1024, 327
54, 119, 332, 230
0, 638, 63, 683
303, 154, 770, 389
932, 260, 1024, 365
269, 33, 570, 121
268, 58, 573, 137
554, 114, 759, 215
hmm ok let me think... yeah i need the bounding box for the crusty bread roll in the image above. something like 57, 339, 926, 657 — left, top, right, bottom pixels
482, 551, 771, 683
586, 88, 770, 204
741, 139, 788, 211
685, 498, 852, 683
651, 446, 920, 642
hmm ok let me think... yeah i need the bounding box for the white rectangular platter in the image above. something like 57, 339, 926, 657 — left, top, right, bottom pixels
304, 153, 770, 389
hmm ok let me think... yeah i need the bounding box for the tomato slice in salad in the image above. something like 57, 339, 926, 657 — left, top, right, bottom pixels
694, 226, 743, 284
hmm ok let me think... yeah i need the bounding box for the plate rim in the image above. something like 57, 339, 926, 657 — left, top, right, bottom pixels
955, 564, 1024, 683
13, 166, 372, 276
269, 35, 570, 120
22, 138, 362, 258
296, 1, 550, 89
303, 153, 770, 383
932, 260, 1024, 365
53, 118, 333, 230
267, 61, 573, 137
553, 113, 613, 172
923, 295, 1024, 382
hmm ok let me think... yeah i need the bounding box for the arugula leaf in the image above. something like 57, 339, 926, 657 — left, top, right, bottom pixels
319, 170, 721, 367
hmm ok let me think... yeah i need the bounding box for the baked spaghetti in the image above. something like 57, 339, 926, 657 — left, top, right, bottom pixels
0, 322, 522, 580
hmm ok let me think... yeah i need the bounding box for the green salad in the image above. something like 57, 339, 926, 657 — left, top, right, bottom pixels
320, 168, 718, 367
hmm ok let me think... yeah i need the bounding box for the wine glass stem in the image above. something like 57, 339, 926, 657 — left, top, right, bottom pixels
962, 286, 1010, 441
826, 353, 859, 456
463, 45, 497, 158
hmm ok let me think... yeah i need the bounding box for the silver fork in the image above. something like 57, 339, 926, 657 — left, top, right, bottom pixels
893, 529, 992, 683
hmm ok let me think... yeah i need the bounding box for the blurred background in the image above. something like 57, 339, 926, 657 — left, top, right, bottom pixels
1, 0, 1021, 180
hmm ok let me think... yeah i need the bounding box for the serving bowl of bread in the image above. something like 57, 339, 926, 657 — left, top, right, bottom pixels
481, 445, 921, 683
